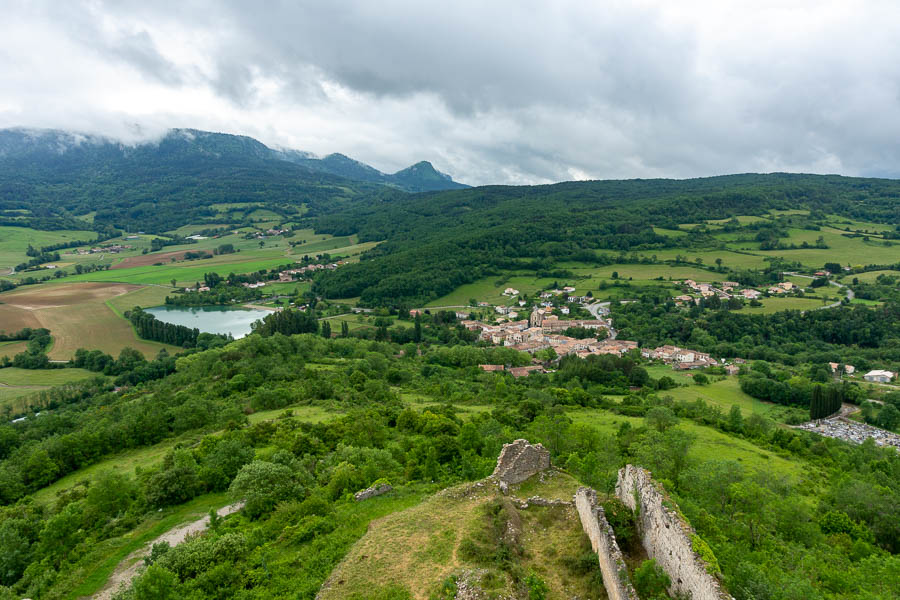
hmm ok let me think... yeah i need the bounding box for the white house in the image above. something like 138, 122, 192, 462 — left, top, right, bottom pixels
864, 370, 895, 383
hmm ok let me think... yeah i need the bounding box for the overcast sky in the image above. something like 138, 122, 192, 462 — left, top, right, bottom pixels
2, 0, 900, 185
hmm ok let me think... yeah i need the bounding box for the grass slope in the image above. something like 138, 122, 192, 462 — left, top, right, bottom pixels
320, 470, 600, 600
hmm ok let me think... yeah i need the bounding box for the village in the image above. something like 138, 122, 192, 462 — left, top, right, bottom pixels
71, 243, 134, 255
458, 285, 731, 377
673, 278, 804, 305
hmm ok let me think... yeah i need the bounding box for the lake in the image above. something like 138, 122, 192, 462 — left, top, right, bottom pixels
145, 305, 272, 338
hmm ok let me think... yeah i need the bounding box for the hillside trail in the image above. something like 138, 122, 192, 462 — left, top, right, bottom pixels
91, 502, 243, 600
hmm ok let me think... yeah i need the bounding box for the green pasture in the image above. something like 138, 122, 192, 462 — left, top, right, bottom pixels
566, 406, 804, 478
768, 209, 810, 217
247, 404, 340, 424
824, 215, 896, 234
0, 226, 97, 267
424, 273, 549, 307
290, 235, 357, 254
707, 215, 768, 225
561, 262, 728, 283
653, 226, 688, 237
166, 223, 237, 237
662, 376, 807, 422
63, 253, 300, 286
841, 269, 900, 283
752, 227, 900, 267
736, 296, 829, 314
0, 386, 49, 406
624, 248, 770, 269
32, 437, 191, 505
0, 367, 97, 386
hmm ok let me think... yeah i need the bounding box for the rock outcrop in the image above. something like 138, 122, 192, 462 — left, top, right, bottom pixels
354, 483, 393, 501
574, 487, 639, 600
617, 465, 733, 600
491, 439, 551, 485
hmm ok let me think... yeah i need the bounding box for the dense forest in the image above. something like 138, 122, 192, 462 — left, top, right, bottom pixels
310, 174, 900, 305
1, 333, 899, 599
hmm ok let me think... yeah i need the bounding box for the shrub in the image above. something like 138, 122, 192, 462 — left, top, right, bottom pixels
633, 559, 670, 599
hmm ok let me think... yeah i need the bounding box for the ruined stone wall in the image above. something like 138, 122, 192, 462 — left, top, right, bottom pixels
354, 483, 392, 501
491, 439, 551, 485
616, 465, 732, 600
574, 487, 639, 600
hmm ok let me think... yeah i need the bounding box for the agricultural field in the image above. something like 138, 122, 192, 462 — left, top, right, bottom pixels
662, 375, 808, 422
0, 367, 99, 413
0, 282, 180, 359
0, 225, 96, 268
425, 274, 555, 307
735, 296, 830, 314
615, 248, 770, 269
841, 269, 900, 283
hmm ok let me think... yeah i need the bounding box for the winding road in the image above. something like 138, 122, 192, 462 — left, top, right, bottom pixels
782, 272, 854, 311
586, 301, 617, 339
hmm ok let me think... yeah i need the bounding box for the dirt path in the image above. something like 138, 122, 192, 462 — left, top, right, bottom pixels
92, 502, 243, 600
242, 303, 279, 312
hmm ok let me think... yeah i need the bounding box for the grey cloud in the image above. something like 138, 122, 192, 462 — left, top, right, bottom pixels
3, 1, 900, 185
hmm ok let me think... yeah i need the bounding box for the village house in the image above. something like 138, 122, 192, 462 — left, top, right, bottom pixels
509, 365, 544, 378
479, 364, 505, 372
503, 287, 520, 296
455, 311, 470, 320
642, 344, 716, 367
864, 369, 895, 383
741, 289, 762, 299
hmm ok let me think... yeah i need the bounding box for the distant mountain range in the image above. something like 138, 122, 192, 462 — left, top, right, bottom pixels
0, 128, 467, 193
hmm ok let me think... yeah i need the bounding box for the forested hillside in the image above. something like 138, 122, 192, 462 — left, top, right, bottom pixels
312, 174, 900, 305
0, 128, 464, 234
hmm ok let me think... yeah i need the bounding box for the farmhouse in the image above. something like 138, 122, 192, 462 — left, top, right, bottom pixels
509, 365, 544, 378
642, 345, 717, 367
864, 370, 895, 383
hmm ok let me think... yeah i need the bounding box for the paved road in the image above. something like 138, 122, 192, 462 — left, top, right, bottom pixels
586, 301, 617, 339
783, 272, 854, 311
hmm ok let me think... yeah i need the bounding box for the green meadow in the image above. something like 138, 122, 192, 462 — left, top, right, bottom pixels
0, 226, 96, 267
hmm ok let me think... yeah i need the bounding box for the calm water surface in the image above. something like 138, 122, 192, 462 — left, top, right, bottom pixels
145, 305, 271, 338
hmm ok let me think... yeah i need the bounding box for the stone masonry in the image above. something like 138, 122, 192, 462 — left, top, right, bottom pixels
617, 465, 733, 600
491, 439, 551, 485
354, 483, 392, 501
574, 487, 639, 600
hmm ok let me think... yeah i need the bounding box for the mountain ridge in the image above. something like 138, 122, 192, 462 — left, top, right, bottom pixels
0, 127, 468, 193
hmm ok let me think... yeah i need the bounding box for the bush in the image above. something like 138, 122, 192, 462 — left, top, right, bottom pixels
229, 461, 296, 519
633, 559, 670, 599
